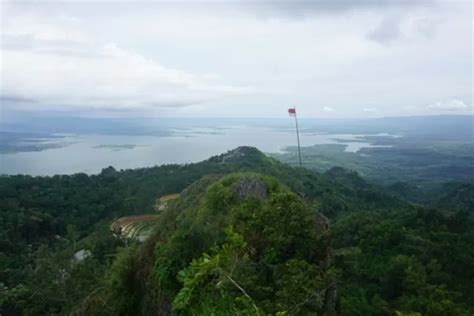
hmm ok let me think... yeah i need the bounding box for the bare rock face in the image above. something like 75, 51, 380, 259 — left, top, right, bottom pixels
232, 176, 268, 201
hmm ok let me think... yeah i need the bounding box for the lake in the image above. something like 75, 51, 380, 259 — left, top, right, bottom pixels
0, 125, 391, 175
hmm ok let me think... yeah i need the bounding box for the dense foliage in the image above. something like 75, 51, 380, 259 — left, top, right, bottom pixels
1, 147, 473, 315
333, 207, 474, 315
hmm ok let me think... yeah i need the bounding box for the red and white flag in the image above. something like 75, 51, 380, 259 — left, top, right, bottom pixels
288, 107, 296, 117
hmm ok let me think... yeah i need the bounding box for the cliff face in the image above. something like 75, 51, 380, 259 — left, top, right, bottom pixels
83, 173, 336, 315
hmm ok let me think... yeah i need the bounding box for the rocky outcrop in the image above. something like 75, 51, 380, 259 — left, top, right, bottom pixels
231, 176, 268, 201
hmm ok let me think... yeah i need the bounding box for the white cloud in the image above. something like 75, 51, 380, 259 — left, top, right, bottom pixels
0, 1, 472, 117
323, 106, 335, 112
363, 107, 377, 113
0, 9, 251, 112
58, 14, 81, 24
1, 42, 249, 111
427, 99, 473, 112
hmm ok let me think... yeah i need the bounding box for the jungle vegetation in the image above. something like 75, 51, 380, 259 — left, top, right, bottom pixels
1, 147, 473, 315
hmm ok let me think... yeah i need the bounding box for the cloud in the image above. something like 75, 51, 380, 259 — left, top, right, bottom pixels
323, 106, 335, 112
427, 99, 473, 112
58, 14, 81, 23
0, 13, 251, 112
0, 95, 37, 103
367, 16, 402, 43
27, 0, 432, 19
363, 107, 377, 113
367, 13, 441, 44
238, 0, 433, 18
1, 0, 471, 118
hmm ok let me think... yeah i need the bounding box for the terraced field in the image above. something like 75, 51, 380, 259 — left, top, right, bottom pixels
110, 215, 159, 241
111, 194, 179, 241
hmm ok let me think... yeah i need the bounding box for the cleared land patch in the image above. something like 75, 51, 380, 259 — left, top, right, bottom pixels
110, 215, 159, 241
154, 193, 179, 211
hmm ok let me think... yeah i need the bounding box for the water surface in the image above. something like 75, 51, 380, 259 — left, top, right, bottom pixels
1, 126, 391, 175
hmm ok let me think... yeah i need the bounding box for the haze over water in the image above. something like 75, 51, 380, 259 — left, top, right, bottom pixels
0, 125, 388, 175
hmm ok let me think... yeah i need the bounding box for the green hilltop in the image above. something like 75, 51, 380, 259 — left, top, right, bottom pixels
87, 173, 335, 315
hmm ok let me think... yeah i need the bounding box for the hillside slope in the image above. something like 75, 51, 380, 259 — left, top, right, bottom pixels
79, 173, 335, 315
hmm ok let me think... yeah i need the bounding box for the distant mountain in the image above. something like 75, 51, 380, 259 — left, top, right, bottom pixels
298, 115, 474, 141
3, 114, 473, 140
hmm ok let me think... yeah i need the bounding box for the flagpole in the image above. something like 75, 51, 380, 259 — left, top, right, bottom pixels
293, 108, 302, 169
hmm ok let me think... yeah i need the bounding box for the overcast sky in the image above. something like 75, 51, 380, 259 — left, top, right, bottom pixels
1, 0, 472, 118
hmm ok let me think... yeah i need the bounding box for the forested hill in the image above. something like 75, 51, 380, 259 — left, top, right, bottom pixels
1, 147, 473, 315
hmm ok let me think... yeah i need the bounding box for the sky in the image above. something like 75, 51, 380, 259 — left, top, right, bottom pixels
0, 0, 473, 119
